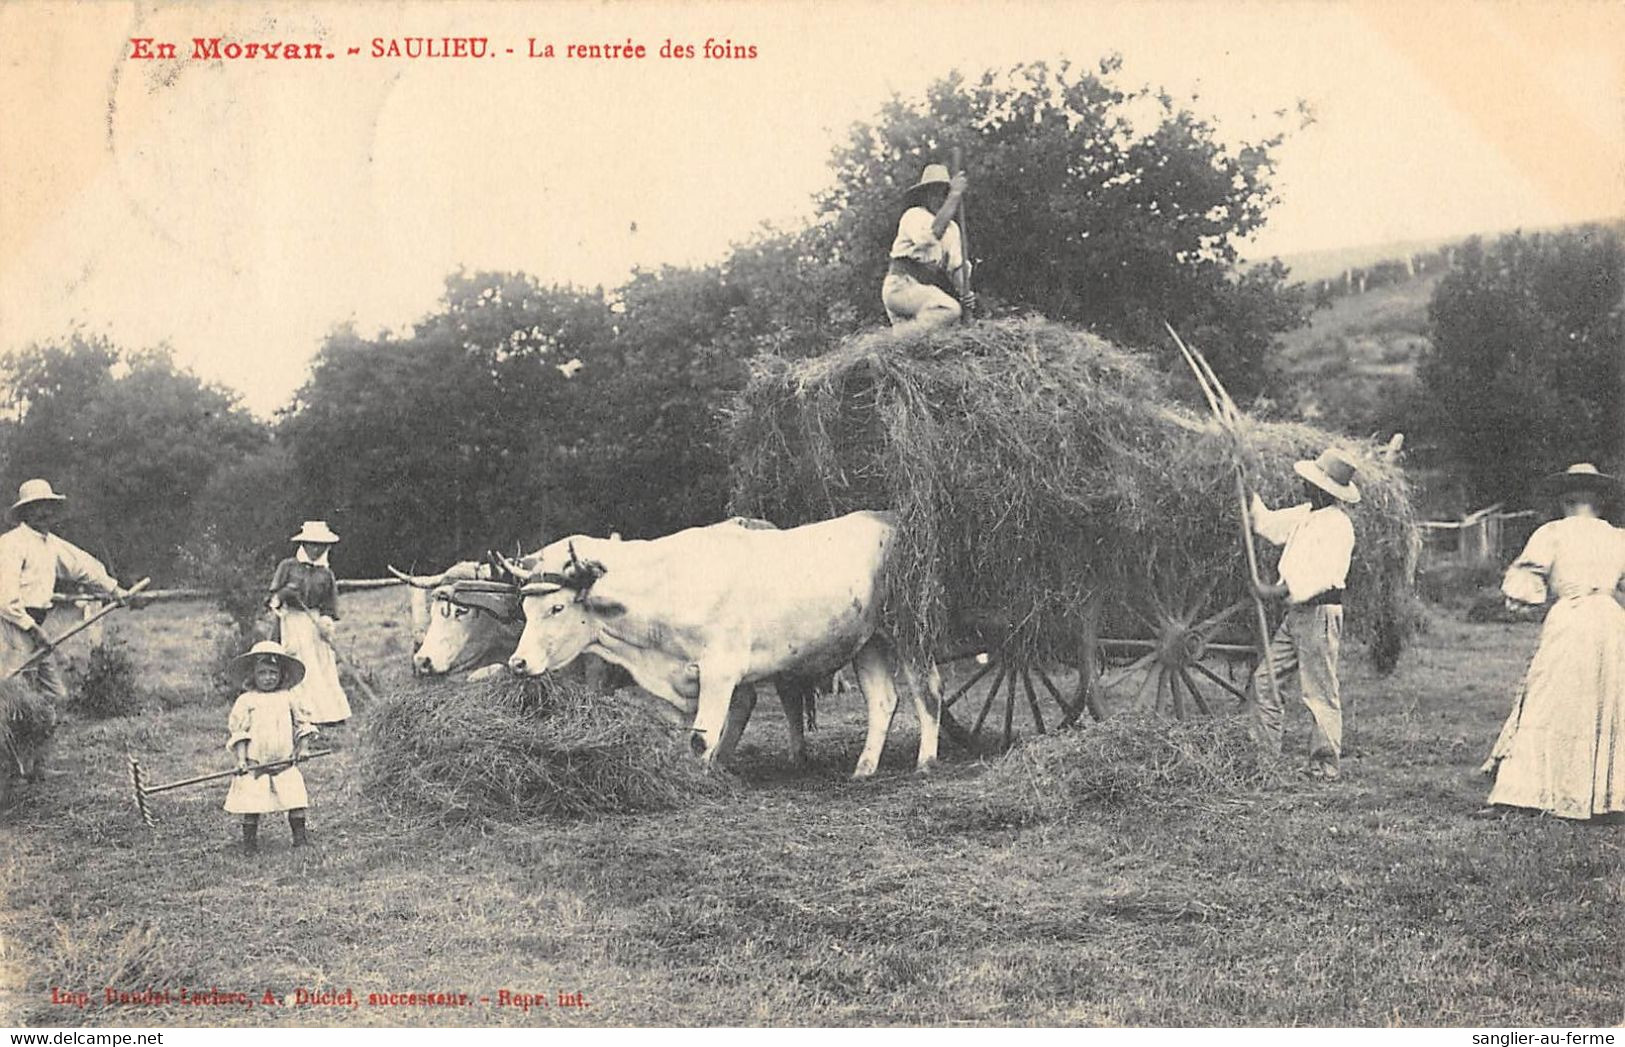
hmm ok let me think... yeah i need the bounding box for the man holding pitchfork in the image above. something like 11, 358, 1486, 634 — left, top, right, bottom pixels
1247, 450, 1361, 781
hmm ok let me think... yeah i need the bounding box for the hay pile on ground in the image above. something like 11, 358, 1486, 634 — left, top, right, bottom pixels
727, 317, 1420, 671
930, 714, 1286, 828
360, 676, 736, 825
1, 677, 56, 774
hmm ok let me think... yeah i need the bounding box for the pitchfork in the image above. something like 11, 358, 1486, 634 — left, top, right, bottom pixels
1162, 322, 1283, 716
5, 578, 152, 681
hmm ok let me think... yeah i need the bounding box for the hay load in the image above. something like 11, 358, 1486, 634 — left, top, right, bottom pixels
360, 676, 736, 825
727, 317, 1420, 674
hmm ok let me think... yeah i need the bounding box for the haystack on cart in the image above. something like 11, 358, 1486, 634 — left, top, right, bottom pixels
726, 318, 1419, 757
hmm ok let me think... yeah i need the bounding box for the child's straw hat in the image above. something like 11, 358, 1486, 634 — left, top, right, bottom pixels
230, 641, 306, 689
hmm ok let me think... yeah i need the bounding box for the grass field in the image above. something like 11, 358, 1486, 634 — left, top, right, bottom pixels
2, 588, 1620, 1027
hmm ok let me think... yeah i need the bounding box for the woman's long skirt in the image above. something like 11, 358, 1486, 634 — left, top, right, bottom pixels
277, 609, 352, 725
1485, 593, 1625, 819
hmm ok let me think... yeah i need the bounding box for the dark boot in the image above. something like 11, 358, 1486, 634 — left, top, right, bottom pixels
289, 811, 309, 847
242, 815, 259, 856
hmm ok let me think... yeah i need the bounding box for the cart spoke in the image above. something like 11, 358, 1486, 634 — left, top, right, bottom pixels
1098, 650, 1158, 693
1144, 573, 1173, 624
1133, 665, 1160, 713
1032, 665, 1081, 725
1191, 660, 1250, 702
1183, 572, 1224, 623
1176, 667, 1213, 716
1126, 601, 1162, 637
941, 659, 995, 711
1021, 670, 1047, 735
1002, 670, 1018, 750
971, 665, 1007, 737
1170, 666, 1189, 719
1197, 598, 1252, 635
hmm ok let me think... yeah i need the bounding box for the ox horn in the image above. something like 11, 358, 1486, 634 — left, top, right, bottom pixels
387, 564, 449, 589
562, 541, 607, 587
496, 553, 531, 581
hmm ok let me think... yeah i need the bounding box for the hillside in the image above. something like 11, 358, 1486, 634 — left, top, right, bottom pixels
1273, 238, 1459, 286
1273, 272, 1437, 438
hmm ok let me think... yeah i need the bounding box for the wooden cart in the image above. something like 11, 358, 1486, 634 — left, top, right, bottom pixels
935, 564, 1265, 753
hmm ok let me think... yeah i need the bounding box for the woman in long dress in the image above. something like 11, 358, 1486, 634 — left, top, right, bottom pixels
1479, 464, 1625, 820
268, 520, 351, 726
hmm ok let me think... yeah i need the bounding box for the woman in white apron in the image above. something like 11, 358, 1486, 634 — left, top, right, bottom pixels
268, 521, 351, 726
1480, 464, 1625, 820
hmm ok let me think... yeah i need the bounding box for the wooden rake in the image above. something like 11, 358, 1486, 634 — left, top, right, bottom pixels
1162, 322, 1282, 715
127, 750, 335, 828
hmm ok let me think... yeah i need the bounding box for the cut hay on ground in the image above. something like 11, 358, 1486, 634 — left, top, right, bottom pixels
934, 715, 1287, 828
727, 317, 1421, 672
1, 677, 55, 773
359, 676, 736, 825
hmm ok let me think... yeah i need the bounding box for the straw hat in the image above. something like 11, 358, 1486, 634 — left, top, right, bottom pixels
11, 478, 66, 513
904, 163, 952, 197
229, 640, 306, 689
1542, 462, 1618, 497
290, 520, 341, 544
903, 165, 949, 205
1294, 449, 1361, 504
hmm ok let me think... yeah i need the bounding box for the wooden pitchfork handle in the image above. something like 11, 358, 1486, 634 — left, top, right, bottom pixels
273, 603, 380, 703
6, 578, 152, 680
952, 145, 972, 322
1162, 323, 1282, 716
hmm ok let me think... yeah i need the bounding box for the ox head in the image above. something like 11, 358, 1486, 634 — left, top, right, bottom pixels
506, 540, 614, 677
390, 556, 526, 675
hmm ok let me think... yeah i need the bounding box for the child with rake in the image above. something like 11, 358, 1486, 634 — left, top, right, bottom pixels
224, 640, 318, 855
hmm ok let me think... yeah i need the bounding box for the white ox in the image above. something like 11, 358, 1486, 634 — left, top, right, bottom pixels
505, 510, 939, 778
390, 561, 524, 678
392, 552, 821, 764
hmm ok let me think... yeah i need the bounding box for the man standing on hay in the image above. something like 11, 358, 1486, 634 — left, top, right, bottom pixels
881, 163, 972, 328
1247, 449, 1360, 780
0, 480, 136, 703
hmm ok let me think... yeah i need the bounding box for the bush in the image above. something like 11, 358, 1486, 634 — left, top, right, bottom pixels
68, 639, 142, 719
176, 526, 277, 699
359, 674, 737, 826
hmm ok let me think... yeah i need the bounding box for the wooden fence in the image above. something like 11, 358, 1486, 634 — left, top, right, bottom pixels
1420, 504, 1538, 568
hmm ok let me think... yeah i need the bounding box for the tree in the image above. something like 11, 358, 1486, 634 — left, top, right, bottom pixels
278, 272, 618, 572
816, 59, 1309, 400
1420, 226, 1624, 508
0, 335, 270, 579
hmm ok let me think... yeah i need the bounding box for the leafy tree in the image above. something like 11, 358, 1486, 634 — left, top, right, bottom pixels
0, 336, 269, 580
279, 272, 618, 572
1420, 226, 1624, 508
816, 59, 1309, 400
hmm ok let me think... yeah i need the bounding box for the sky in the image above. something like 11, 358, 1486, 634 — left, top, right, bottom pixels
1, 0, 1620, 416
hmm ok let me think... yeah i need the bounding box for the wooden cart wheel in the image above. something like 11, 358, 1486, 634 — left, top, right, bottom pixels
936, 645, 1092, 753
1093, 569, 1261, 718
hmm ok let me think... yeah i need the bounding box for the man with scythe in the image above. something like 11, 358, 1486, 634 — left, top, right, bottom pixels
0, 479, 139, 774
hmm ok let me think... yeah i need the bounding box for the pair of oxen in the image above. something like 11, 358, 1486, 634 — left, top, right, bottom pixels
393, 511, 939, 778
